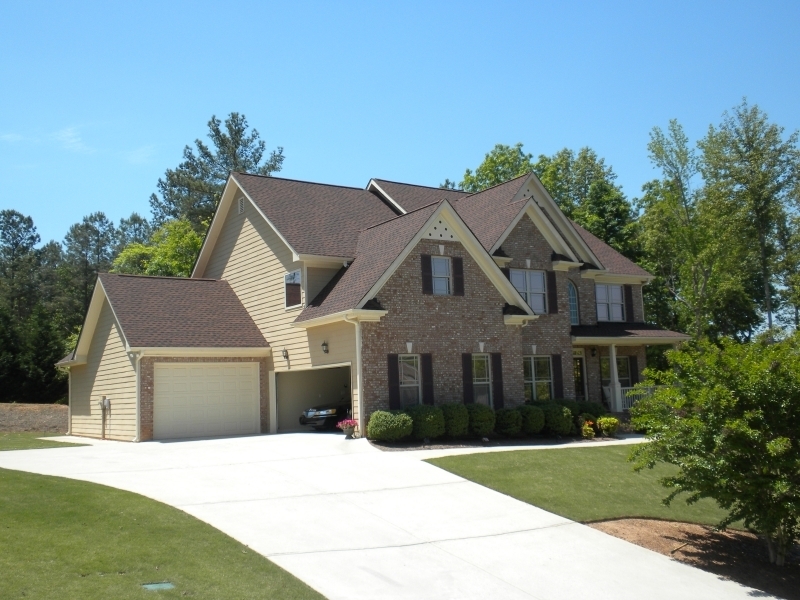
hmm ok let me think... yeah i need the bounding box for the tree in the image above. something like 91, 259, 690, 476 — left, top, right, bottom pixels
116, 212, 152, 254
776, 215, 800, 328
112, 219, 203, 278
62, 212, 116, 328
630, 334, 800, 566
0, 210, 41, 320
457, 143, 534, 193
699, 100, 800, 329
149, 113, 284, 231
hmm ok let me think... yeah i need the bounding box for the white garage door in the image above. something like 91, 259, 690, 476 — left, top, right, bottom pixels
154, 363, 260, 440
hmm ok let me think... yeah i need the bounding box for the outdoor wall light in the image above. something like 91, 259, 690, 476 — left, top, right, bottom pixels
591, 347, 597, 357
321, 341, 329, 354
479, 341, 485, 352
282, 348, 289, 359
531, 344, 537, 355
406, 341, 413, 353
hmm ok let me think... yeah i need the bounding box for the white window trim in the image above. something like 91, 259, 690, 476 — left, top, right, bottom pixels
432, 255, 452, 296
284, 269, 303, 310
398, 354, 422, 407
510, 268, 547, 314
524, 355, 553, 401
568, 281, 580, 326
472, 353, 493, 407
596, 283, 625, 322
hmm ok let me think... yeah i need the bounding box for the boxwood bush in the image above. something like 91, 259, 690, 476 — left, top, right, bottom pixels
517, 405, 545, 435
367, 410, 413, 442
441, 403, 469, 438
597, 416, 620, 437
404, 404, 445, 440
466, 403, 495, 437
541, 404, 573, 436
494, 408, 522, 437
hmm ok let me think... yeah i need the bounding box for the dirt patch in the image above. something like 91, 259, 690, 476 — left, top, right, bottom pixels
590, 518, 800, 599
0, 403, 68, 433
369, 435, 620, 452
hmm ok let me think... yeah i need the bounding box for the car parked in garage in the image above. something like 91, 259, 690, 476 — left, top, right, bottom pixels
299, 402, 351, 431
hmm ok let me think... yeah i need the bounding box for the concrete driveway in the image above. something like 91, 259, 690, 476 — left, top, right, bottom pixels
0, 433, 768, 599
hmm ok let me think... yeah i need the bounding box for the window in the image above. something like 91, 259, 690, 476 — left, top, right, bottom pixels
398, 355, 421, 407
601, 357, 631, 388
284, 270, 302, 308
568, 281, 580, 325
472, 354, 492, 406
431, 256, 451, 295
523, 356, 553, 401
596, 284, 624, 321
510, 269, 547, 313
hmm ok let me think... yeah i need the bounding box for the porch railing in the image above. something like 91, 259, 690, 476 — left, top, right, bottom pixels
620, 386, 658, 410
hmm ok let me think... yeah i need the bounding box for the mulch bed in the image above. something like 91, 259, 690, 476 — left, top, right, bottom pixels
591, 518, 800, 599
0, 403, 68, 433
369, 434, 620, 452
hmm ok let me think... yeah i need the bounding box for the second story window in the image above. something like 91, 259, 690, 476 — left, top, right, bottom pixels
596, 284, 624, 321
431, 256, 451, 295
285, 270, 302, 308
510, 269, 546, 314
568, 281, 580, 325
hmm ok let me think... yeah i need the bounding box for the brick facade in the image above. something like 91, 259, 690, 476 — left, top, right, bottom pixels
139, 356, 270, 441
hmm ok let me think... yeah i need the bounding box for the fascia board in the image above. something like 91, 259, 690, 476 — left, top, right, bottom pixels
358, 201, 534, 313
74, 282, 114, 358
582, 272, 653, 284
552, 260, 583, 272
298, 254, 354, 267
572, 335, 689, 346
367, 179, 406, 215
129, 347, 272, 357
98, 279, 132, 351
292, 309, 389, 329
504, 314, 540, 326
525, 174, 604, 268
191, 175, 239, 278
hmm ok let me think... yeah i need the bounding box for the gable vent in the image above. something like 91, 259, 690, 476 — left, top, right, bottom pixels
423, 219, 459, 242
238, 197, 245, 214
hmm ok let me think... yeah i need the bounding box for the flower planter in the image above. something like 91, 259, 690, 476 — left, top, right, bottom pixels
342, 426, 355, 439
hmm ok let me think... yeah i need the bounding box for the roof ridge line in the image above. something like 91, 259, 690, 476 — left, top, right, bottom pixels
461, 172, 532, 199
359, 200, 443, 232
103, 272, 218, 282
372, 178, 470, 193
233, 171, 366, 191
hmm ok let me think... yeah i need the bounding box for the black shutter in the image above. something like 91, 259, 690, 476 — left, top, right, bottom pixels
462, 353, 474, 404
630, 356, 640, 385
547, 271, 558, 314
453, 257, 464, 296
421, 255, 433, 294
421, 354, 434, 405
388, 354, 400, 410
500, 267, 510, 280
551, 354, 564, 399
491, 353, 504, 409
624, 285, 635, 322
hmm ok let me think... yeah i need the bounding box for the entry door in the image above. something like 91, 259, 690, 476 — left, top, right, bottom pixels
573, 357, 587, 400
154, 363, 260, 439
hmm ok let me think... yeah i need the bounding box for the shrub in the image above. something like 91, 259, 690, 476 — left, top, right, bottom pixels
404, 404, 445, 440
494, 408, 522, 437
578, 412, 597, 429
541, 404, 572, 436
517, 405, 545, 435
466, 403, 495, 437
581, 421, 595, 439
367, 410, 413, 442
578, 401, 608, 417
597, 416, 619, 437
441, 403, 469, 438
558, 400, 581, 418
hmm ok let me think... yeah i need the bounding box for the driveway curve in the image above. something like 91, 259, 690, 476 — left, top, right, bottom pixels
0, 433, 770, 599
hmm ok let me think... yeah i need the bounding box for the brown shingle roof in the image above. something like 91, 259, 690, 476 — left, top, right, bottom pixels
99, 273, 268, 348
570, 221, 651, 277
296, 203, 439, 322
233, 173, 397, 258
453, 175, 530, 250
571, 322, 688, 340
371, 179, 469, 213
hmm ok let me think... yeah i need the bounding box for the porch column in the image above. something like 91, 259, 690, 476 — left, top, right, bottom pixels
609, 343, 622, 412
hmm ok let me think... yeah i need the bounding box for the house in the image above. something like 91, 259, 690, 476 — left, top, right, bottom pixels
57, 171, 688, 441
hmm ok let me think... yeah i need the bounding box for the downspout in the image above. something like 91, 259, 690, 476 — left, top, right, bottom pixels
345, 316, 364, 436
66, 369, 72, 436
133, 351, 143, 442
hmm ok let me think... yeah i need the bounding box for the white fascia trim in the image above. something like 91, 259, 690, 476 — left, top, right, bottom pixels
297, 254, 354, 267
492, 255, 513, 266
504, 314, 540, 326
367, 179, 406, 215
292, 309, 388, 329
74, 281, 129, 360
99, 280, 132, 351
192, 176, 239, 278
128, 347, 272, 357
572, 335, 689, 346
525, 173, 604, 268
358, 201, 534, 314
581, 272, 653, 284
552, 260, 583, 272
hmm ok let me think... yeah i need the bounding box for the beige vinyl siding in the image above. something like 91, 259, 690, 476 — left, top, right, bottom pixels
306, 266, 341, 303
70, 298, 137, 440
200, 190, 360, 420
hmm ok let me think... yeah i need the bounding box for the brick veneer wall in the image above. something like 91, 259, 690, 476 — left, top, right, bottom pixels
139, 356, 270, 441
360, 239, 524, 425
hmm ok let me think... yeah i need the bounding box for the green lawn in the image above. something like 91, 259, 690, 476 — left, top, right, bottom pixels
0, 468, 323, 599
428, 445, 733, 526
0, 432, 87, 451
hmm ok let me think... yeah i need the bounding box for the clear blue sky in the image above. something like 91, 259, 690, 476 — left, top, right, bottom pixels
1, 0, 798, 244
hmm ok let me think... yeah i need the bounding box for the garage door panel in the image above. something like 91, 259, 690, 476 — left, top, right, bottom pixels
154, 363, 260, 440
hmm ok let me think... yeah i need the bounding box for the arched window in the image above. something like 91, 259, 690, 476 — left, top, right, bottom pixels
568, 281, 580, 325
